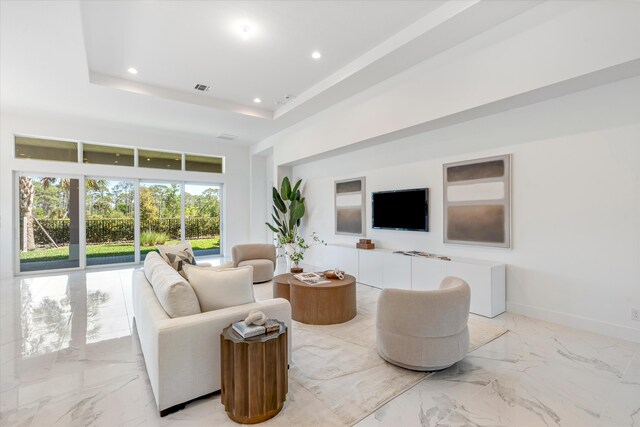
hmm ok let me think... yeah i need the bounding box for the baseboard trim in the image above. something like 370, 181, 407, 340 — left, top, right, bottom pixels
507, 302, 640, 344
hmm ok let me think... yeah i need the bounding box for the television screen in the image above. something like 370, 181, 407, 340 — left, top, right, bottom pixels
372, 188, 428, 231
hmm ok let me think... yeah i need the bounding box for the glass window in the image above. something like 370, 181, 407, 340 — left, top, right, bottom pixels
138, 150, 182, 170
185, 154, 223, 173
18, 175, 81, 272
15, 136, 78, 163
185, 183, 221, 256
85, 179, 135, 266
83, 144, 134, 167
139, 181, 182, 260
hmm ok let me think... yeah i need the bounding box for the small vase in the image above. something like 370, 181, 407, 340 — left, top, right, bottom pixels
285, 243, 297, 257
285, 243, 303, 273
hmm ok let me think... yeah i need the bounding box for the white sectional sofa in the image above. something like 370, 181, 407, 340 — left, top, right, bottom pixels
132, 253, 292, 416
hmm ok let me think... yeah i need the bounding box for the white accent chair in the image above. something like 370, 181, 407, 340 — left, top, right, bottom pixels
232, 243, 277, 283
376, 277, 470, 371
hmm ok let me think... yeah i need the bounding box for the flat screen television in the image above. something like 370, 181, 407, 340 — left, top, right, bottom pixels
372, 188, 429, 232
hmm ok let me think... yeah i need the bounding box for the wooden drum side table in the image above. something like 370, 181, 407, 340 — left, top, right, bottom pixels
220, 322, 288, 424
273, 273, 357, 325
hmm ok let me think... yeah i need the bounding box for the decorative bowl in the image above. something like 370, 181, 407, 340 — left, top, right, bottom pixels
324, 270, 345, 280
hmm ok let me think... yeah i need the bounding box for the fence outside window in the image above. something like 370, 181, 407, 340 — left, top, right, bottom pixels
23, 217, 220, 246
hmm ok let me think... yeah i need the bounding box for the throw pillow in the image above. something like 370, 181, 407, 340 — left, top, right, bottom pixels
183, 264, 255, 312
157, 242, 196, 278
143, 251, 201, 318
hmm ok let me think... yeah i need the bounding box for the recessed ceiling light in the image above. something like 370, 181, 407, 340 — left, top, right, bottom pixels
127, 67, 138, 74
311, 51, 322, 59
253, 98, 262, 103
235, 22, 255, 40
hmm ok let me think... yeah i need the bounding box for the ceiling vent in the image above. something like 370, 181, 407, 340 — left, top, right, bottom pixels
194, 84, 212, 92
275, 94, 295, 106
217, 133, 237, 140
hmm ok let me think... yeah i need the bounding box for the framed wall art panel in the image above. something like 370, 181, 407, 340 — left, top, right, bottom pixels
335, 177, 366, 236
443, 155, 511, 248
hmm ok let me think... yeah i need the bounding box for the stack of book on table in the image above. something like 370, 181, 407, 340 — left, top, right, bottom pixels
294, 272, 331, 285
232, 319, 281, 339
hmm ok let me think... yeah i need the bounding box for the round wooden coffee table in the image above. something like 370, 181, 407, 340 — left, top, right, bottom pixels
273, 273, 357, 325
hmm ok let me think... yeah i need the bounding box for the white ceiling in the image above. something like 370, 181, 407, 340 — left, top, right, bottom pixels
81, 1, 442, 114
0, 1, 542, 145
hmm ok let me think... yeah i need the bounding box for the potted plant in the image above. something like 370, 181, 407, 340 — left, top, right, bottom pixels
283, 232, 326, 272
266, 177, 325, 272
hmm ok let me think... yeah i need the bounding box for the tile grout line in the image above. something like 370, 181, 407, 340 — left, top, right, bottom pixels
119, 272, 133, 334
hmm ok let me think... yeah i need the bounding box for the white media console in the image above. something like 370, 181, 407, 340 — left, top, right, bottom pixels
318, 244, 506, 318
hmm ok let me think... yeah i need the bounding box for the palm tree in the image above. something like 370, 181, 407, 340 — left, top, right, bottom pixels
19, 176, 106, 251
19, 176, 36, 250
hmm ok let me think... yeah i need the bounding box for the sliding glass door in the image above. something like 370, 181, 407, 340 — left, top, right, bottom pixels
17, 175, 222, 272
18, 174, 81, 272
139, 181, 182, 260
185, 183, 221, 256
85, 179, 135, 266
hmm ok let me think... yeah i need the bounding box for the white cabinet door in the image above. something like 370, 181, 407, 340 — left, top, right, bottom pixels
446, 261, 493, 317
358, 250, 384, 288
382, 253, 411, 290
338, 246, 359, 280
323, 246, 359, 278
411, 257, 446, 291
319, 244, 338, 270
489, 265, 506, 317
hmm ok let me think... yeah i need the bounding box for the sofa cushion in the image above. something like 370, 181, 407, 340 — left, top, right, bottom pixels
157, 242, 196, 278
143, 251, 201, 318
183, 264, 255, 312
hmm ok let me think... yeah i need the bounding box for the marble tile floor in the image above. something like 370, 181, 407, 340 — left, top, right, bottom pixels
1, 260, 639, 427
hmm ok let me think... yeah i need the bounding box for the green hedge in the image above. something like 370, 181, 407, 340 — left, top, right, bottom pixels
29, 218, 220, 245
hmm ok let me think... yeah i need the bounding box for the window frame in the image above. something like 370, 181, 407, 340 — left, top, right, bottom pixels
184, 152, 225, 174
14, 135, 80, 163
14, 135, 226, 175
82, 143, 136, 167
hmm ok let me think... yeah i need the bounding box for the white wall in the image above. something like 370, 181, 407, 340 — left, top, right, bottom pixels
249, 154, 268, 243
257, 1, 640, 165
0, 112, 251, 277
291, 77, 640, 343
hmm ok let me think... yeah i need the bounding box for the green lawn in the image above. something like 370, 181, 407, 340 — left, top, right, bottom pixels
20, 237, 220, 263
